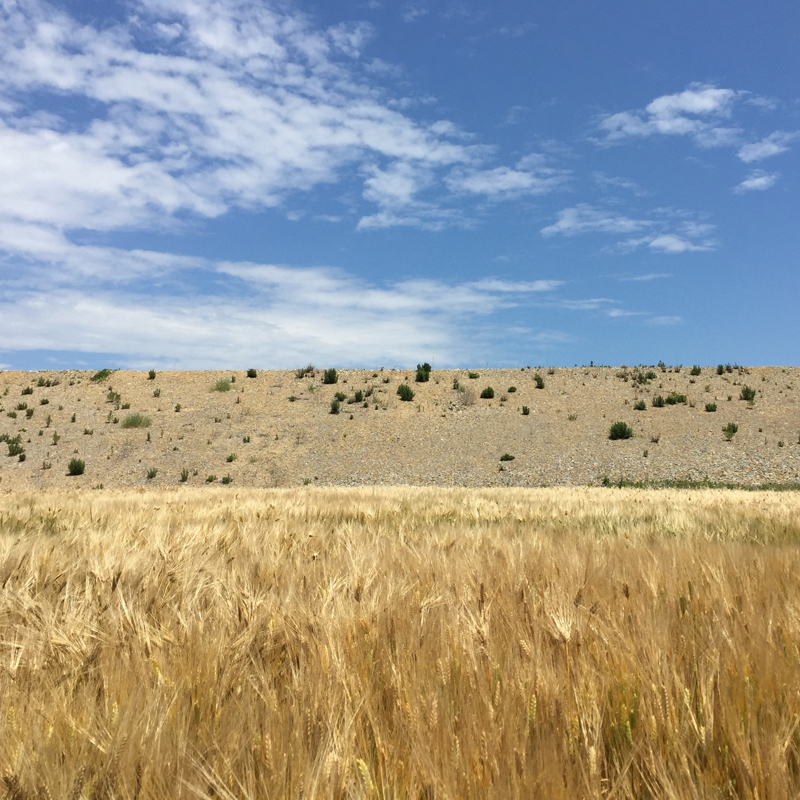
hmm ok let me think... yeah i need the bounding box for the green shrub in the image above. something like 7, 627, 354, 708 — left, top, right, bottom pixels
609, 421, 633, 440
740, 385, 756, 403
122, 413, 151, 428
51, 432, 60, 445
211, 378, 231, 392
146, 468, 158, 480
6, 436, 24, 458
353, 390, 364, 403
665, 393, 687, 405
25, 408, 33, 419
84, 428, 93, 435
206, 475, 216, 483
68, 458, 85, 476
40, 398, 49, 405
107, 390, 121, 404
534, 374, 545, 389
508, 386, 517, 393
522, 406, 530, 415
153, 388, 161, 398
652, 395, 666, 408
691, 365, 701, 376
289, 396, 296, 402
91, 369, 112, 382
36, 376, 46, 387
705, 402, 717, 412
246, 368, 257, 378
21, 386, 33, 395
415, 363, 431, 382
468, 372, 479, 379
330, 398, 341, 414
180, 468, 189, 483
480, 387, 495, 399
16, 402, 27, 410
633, 400, 646, 411
296, 364, 315, 379
717, 364, 725, 375
722, 422, 738, 441
226, 453, 237, 462
243, 435, 250, 443
397, 384, 415, 402
148, 369, 156, 380
18, 452, 25, 462
6, 411, 16, 419
499, 453, 515, 461
334, 392, 347, 402
121, 403, 130, 409
222, 475, 232, 485
323, 368, 338, 385
174, 404, 181, 412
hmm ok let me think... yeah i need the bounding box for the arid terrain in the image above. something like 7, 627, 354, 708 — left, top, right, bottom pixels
1, 365, 799, 490
1, 486, 799, 799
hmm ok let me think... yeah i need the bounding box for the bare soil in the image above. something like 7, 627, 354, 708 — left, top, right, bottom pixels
1, 366, 798, 490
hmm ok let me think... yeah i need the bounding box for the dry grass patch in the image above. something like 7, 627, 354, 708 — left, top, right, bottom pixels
0, 487, 799, 798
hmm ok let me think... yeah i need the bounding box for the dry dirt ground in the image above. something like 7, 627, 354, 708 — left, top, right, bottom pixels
0, 365, 798, 490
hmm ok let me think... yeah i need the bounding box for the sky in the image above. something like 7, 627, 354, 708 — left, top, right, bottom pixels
0, 0, 798, 370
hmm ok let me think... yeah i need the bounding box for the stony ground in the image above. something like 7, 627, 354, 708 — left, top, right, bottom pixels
0, 365, 798, 490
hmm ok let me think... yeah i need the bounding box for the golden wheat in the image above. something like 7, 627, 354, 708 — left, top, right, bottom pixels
1, 487, 799, 798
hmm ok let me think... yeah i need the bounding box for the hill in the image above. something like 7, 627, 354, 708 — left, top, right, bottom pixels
1, 365, 798, 490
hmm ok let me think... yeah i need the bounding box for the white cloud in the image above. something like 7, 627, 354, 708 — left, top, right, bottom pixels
737, 131, 798, 162
598, 83, 740, 146
402, 5, 429, 22
0, 0, 487, 237
734, 170, 780, 193
446, 159, 569, 198
0, 241, 569, 367
541, 205, 652, 237
543, 205, 717, 253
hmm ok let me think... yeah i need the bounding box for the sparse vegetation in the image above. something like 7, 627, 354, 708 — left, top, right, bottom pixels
67, 458, 85, 475
480, 386, 495, 399
665, 392, 687, 405
211, 378, 231, 392
91, 368, 113, 382
723, 422, 739, 441
296, 364, 315, 379
499, 453, 515, 461
180, 468, 189, 483
633, 399, 646, 411
397, 384, 415, 402
534, 373, 545, 389
323, 368, 338, 385
146, 468, 158, 480
148, 369, 156, 380
717, 364, 725, 375
222, 475, 233, 484
122, 413, 151, 428
21, 386, 33, 395
206, 475, 216, 483
609, 421, 633, 440
330, 398, 341, 414
705, 402, 717, 412
226, 453, 237, 463
468, 372, 479, 379
740, 385, 756, 403
690, 365, 701, 375
652, 395, 665, 408
522, 406, 530, 415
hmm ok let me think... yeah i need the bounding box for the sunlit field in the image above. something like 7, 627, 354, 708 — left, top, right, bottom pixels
1, 487, 800, 799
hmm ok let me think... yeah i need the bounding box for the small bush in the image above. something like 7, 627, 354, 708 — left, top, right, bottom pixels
146, 468, 158, 480
323, 368, 338, 385
690, 365, 701, 376
21, 386, 33, 395
330, 398, 341, 414
353, 390, 364, 403
740, 385, 756, 403
246, 368, 257, 378
84, 428, 93, 435
609, 421, 633, 440
121, 403, 130, 409
522, 406, 530, 416
222, 475, 232, 485
296, 364, 315, 379
499, 453, 515, 462
665, 393, 687, 405
508, 386, 517, 393
148, 369, 156, 380
25, 408, 33, 419
122, 413, 151, 428
40, 398, 49, 405
152, 388, 161, 398
452, 380, 462, 391
6, 411, 16, 419
16, 402, 27, 411
174, 403, 181, 412
6, 436, 24, 458
468, 372, 479, 379
415, 363, 431, 383
106, 390, 121, 404
534, 374, 545, 389
397, 384, 415, 402
68, 458, 85, 476
18, 452, 25, 462
480, 387, 495, 399
243, 435, 250, 443
334, 392, 347, 402
568, 414, 577, 421
723, 422, 738, 441
705, 402, 717, 412
91, 369, 112, 382
180, 468, 189, 483
36, 376, 47, 387
51, 432, 60, 445
226, 453, 237, 463
211, 378, 231, 392
652, 395, 665, 408
633, 400, 646, 411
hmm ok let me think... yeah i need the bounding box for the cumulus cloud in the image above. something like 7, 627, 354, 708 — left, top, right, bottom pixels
734, 170, 780, 193
541, 205, 652, 237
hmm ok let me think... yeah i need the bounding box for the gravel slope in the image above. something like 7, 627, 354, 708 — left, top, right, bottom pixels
1, 366, 798, 490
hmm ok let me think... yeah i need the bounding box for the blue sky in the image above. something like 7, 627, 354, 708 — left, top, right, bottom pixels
0, 0, 798, 370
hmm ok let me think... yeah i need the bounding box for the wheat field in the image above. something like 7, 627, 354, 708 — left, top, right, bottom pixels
1, 487, 800, 799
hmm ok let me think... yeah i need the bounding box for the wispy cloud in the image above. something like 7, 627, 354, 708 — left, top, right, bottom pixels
402, 4, 429, 22
597, 83, 740, 146
737, 131, 798, 162
734, 170, 780, 193
542, 205, 716, 253
592, 173, 647, 196
446, 156, 569, 198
